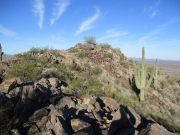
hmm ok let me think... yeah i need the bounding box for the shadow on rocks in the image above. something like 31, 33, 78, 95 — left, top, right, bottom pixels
108, 105, 136, 135
129, 77, 140, 97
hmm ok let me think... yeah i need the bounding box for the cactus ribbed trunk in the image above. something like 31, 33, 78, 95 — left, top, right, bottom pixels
154, 59, 158, 87
134, 47, 155, 101
140, 88, 144, 101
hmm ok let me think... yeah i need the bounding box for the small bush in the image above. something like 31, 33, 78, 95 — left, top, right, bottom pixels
68, 48, 79, 53
51, 64, 73, 80
169, 108, 176, 115
84, 36, 96, 44
76, 52, 88, 59
6, 60, 42, 81
65, 76, 103, 97
90, 67, 102, 75
104, 52, 113, 59
29, 47, 41, 54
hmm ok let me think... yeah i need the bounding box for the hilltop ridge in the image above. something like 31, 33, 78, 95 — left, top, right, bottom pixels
0, 42, 180, 134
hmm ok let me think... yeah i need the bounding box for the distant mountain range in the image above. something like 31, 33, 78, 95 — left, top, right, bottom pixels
3, 54, 14, 59
131, 58, 180, 65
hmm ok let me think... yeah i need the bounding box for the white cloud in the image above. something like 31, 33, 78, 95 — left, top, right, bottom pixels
0, 25, 16, 37
75, 8, 100, 36
98, 29, 129, 42
33, 0, 45, 29
137, 18, 180, 45
144, 0, 160, 18
137, 28, 161, 45
50, 0, 70, 26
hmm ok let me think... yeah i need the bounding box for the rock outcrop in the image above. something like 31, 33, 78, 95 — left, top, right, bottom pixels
0, 77, 178, 135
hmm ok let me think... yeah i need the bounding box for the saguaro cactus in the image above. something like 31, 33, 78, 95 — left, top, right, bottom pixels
0, 43, 4, 61
134, 47, 155, 101
154, 59, 158, 87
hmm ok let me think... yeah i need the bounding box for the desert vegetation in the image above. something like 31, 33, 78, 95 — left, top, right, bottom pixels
0, 40, 180, 135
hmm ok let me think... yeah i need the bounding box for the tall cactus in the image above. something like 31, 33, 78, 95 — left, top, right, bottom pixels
134, 47, 155, 101
153, 59, 158, 87
0, 43, 4, 61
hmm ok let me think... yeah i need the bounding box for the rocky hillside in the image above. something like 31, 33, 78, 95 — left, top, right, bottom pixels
0, 42, 180, 135
0, 77, 178, 135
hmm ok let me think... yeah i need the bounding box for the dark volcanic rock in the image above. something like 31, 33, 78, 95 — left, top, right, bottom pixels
71, 118, 95, 134
0, 94, 14, 125
0, 78, 18, 93
108, 105, 139, 135
0, 76, 178, 135
56, 96, 76, 109
29, 107, 49, 122
139, 123, 177, 135
99, 97, 119, 112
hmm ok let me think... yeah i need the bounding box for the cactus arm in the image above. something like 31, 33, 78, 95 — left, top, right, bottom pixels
133, 47, 156, 101
134, 68, 140, 89
154, 59, 158, 81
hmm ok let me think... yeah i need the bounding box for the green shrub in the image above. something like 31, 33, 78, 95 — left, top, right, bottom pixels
29, 47, 41, 54
76, 52, 88, 58
66, 76, 103, 97
15, 52, 36, 61
169, 108, 176, 115
104, 52, 113, 59
37, 57, 49, 67
84, 36, 96, 44
90, 66, 102, 75
68, 48, 79, 53
6, 60, 42, 81
51, 64, 73, 80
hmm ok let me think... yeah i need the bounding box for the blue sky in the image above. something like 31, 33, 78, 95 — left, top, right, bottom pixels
0, 0, 180, 60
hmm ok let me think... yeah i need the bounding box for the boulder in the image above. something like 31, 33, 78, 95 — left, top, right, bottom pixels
27, 125, 40, 135
71, 118, 95, 135
45, 110, 70, 135
94, 101, 101, 111
48, 77, 59, 88
82, 95, 96, 105
36, 116, 48, 131
9, 87, 21, 97
35, 78, 50, 90
108, 105, 137, 135
127, 107, 141, 128
114, 128, 138, 135
14, 99, 39, 118
99, 97, 119, 112
29, 84, 51, 107
0, 94, 14, 125
29, 107, 49, 122
34, 130, 53, 135
139, 123, 177, 135
56, 96, 76, 109
0, 78, 18, 93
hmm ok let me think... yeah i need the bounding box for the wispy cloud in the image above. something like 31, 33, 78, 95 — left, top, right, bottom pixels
50, 0, 70, 26
33, 0, 45, 29
98, 29, 129, 42
151, 10, 158, 18
0, 25, 16, 37
138, 18, 179, 45
144, 0, 160, 18
75, 8, 100, 36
